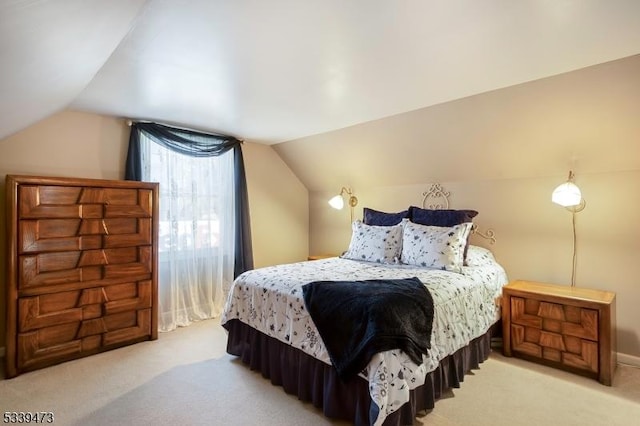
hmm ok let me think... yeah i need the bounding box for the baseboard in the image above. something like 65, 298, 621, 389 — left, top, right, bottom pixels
618, 352, 640, 368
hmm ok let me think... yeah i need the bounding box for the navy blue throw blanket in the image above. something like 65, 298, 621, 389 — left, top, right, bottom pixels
302, 277, 434, 381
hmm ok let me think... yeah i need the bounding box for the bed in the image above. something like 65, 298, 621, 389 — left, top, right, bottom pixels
221, 185, 508, 425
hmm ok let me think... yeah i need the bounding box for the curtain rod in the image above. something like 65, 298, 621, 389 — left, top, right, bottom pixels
125, 118, 244, 143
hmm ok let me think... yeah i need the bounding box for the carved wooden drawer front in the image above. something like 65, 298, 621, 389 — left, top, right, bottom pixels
502, 281, 616, 386
510, 297, 599, 373
5, 175, 159, 378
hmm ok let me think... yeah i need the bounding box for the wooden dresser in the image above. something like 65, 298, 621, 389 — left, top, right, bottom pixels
502, 280, 616, 385
5, 175, 159, 378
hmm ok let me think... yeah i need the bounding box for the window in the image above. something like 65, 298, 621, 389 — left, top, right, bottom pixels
139, 131, 235, 331
143, 138, 232, 254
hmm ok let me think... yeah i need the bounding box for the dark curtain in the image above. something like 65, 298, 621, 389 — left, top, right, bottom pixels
125, 121, 253, 277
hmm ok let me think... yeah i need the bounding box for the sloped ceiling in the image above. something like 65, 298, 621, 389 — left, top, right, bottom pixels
2, 1, 640, 143
0, 0, 146, 141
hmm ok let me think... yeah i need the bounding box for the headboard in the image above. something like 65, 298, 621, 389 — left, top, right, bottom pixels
421, 183, 496, 245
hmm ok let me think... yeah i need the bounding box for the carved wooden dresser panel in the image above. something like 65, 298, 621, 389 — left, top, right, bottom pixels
502, 280, 616, 385
5, 175, 159, 378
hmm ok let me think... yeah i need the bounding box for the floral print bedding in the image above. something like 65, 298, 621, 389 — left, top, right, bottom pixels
221, 245, 508, 426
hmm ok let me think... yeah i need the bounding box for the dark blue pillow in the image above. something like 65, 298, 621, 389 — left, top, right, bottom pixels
363, 207, 409, 226
408, 206, 478, 227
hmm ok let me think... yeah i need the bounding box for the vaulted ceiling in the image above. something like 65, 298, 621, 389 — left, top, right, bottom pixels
2, 1, 640, 144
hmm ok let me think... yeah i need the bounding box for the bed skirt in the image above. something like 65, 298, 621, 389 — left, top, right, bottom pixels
224, 319, 495, 425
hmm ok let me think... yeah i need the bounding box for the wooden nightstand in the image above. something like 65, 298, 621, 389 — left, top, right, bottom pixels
307, 254, 336, 261
502, 280, 616, 385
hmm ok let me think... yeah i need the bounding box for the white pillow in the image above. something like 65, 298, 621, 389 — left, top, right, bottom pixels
465, 245, 497, 267
341, 220, 403, 264
400, 220, 472, 273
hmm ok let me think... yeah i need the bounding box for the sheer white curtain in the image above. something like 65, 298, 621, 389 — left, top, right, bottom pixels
140, 132, 235, 331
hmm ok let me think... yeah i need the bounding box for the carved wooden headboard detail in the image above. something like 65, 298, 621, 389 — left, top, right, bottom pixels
421, 183, 496, 245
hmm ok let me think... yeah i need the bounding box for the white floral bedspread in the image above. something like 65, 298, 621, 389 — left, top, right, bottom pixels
221, 246, 508, 425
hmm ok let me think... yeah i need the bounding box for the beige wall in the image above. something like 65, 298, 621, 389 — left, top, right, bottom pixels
276, 55, 640, 360
0, 110, 308, 349
242, 142, 309, 268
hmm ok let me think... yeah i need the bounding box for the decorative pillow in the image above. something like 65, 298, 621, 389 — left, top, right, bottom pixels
408, 206, 478, 227
408, 206, 478, 264
465, 245, 497, 267
342, 220, 403, 264
400, 220, 473, 273
363, 207, 410, 226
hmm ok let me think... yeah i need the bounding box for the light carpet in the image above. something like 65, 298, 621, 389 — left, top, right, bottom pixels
1, 318, 639, 425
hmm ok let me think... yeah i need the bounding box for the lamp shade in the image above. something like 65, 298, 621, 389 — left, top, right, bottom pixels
328, 195, 345, 210
552, 181, 582, 207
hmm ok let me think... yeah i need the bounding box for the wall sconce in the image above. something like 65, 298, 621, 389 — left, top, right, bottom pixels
328, 187, 358, 222
552, 170, 586, 287
552, 170, 586, 212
